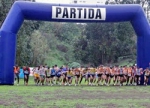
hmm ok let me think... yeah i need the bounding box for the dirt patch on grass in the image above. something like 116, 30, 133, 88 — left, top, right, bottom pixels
140, 103, 150, 108
75, 103, 119, 108
53, 88, 150, 100
1, 86, 150, 108
0, 95, 26, 106
75, 104, 88, 108
101, 103, 121, 108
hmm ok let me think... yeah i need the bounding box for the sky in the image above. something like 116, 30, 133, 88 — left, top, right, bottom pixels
35, 0, 71, 4
35, 0, 107, 4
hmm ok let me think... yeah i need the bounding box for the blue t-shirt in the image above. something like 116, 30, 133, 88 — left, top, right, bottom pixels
51, 69, 55, 75
57, 70, 62, 75
62, 68, 68, 73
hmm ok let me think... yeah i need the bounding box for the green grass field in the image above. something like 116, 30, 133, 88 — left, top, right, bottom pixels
0, 78, 150, 108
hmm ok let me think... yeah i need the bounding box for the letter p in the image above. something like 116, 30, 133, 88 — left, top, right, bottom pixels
56, 7, 61, 17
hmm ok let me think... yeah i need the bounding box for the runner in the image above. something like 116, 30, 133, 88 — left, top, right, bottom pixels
105, 66, 110, 86
126, 66, 132, 85
116, 65, 120, 85
89, 65, 96, 86
119, 66, 124, 86
50, 66, 56, 86
66, 68, 73, 86
82, 67, 90, 85
62, 65, 68, 85
101, 66, 107, 85
109, 66, 114, 85
45, 66, 51, 85
86, 67, 91, 85
123, 65, 128, 85
14, 65, 20, 85
135, 67, 142, 85
79, 66, 85, 84
144, 68, 150, 86
23, 66, 30, 86
33, 66, 40, 85
97, 65, 104, 85
39, 65, 46, 86
74, 67, 80, 86
113, 66, 119, 86
55, 67, 62, 85
130, 66, 136, 85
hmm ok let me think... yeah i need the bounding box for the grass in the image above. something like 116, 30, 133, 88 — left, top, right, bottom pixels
0, 78, 150, 108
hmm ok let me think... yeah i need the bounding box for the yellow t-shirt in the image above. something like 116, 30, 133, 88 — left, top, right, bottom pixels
67, 71, 73, 76
90, 68, 96, 73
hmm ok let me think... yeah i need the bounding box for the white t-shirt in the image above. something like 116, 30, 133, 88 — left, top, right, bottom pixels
39, 67, 45, 76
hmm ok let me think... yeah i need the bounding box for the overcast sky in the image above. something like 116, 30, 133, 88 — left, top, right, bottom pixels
35, 0, 71, 4
35, 0, 107, 4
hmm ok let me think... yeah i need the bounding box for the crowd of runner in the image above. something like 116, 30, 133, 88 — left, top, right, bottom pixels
13, 64, 150, 86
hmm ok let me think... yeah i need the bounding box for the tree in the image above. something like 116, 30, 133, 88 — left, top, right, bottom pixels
30, 30, 49, 66
0, 0, 14, 27
74, 22, 135, 66
16, 20, 43, 66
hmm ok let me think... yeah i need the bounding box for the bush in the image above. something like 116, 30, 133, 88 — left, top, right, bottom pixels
68, 62, 81, 68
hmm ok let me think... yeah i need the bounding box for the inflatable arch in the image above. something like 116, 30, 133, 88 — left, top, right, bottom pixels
0, 1, 150, 85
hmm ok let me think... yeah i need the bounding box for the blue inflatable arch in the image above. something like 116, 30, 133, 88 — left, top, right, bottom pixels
0, 1, 150, 85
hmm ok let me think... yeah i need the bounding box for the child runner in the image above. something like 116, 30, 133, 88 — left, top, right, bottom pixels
119, 66, 124, 86
50, 66, 56, 86
66, 68, 73, 86
144, 68, 150, 86
105, 66, 110, 86
62, 65, 68, 85
135, 67, 142, 85
23, 66, 30, 86
33, 66, 40, 85
97, 65, 104, 85
74, 67, 80, 86
89, 66, 96, 86
14, 65, 20, 85
39, 65, 46, 85
109, 66, 114, 85
55, 67, 62, 85
45, 66, 51, 85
